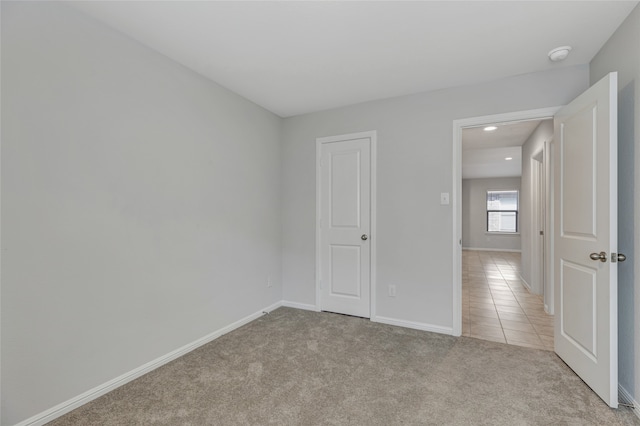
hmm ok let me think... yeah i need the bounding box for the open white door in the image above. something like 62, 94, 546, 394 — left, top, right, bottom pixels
553, 72, 618, 407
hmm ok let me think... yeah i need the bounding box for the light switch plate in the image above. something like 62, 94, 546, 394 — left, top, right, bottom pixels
440, 192, 450, 205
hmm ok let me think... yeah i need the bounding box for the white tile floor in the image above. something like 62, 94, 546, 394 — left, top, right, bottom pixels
462, 250, 554, 351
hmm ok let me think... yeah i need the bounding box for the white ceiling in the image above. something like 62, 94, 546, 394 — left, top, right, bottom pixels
68, 1, 638, 118
462, 120, 543, 151
463, 146, 523, 179
462, 119, 551, 179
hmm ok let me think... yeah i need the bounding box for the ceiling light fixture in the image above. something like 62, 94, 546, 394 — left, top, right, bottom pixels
548, 46, 572, 62
505, 157, 513, 161
484, 126, 497, 132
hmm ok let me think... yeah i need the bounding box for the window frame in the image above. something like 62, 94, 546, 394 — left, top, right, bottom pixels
486, 190, 519, 233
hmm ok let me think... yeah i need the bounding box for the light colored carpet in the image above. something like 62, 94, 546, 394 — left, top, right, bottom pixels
49, 307, 639, 425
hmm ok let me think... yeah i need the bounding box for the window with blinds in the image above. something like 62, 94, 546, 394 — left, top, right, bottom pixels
486, 190, 518, 233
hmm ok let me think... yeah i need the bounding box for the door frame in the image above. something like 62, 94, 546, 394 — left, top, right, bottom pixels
531, 150, 544, 297
530, 145, 555, 315
452, 107, 559, 336
315, 131, 377, 317
544, 137, 554, 314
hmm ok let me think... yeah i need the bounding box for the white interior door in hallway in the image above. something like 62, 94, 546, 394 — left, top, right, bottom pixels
317, 131, 376, 318
554, 72, 619, 408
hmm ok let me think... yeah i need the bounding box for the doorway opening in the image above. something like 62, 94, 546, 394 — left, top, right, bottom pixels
452, 108, 559, 347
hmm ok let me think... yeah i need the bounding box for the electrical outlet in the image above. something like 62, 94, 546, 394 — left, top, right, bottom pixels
388, 285, 396, 297
267, 276, 273, 288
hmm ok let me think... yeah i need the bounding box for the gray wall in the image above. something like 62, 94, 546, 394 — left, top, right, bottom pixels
462, 177, 522, 251
520, 120, 553, 291
282, 65, 589, 328
590, 3, 640, 403
1, 3, 282, 424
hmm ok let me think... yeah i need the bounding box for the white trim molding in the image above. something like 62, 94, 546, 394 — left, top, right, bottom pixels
282, 301, 320, 312
619, 384, 640, 419
15, 301, 283, 426
372, 315, 453, 335
315, 130, 377, 318
452, 106, 561, 338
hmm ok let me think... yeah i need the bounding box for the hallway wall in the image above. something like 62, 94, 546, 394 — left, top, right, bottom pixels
519, 120, 553, 293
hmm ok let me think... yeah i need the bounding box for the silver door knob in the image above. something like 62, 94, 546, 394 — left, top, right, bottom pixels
589, 251, 607, 262
361, 234, 368, 241
613, 253, 626, 262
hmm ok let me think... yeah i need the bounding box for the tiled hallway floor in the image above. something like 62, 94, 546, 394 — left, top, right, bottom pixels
462, 250, 554, 351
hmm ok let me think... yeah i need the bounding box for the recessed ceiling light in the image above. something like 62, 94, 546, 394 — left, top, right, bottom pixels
548, 46, 572, 62
505, 157, 513, 161
484, 126, 497, 132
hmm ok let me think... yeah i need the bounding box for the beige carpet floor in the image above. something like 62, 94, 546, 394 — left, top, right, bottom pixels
49, 307, 639, 425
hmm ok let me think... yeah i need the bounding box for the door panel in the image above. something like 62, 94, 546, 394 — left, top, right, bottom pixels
560, 260, 596, 358
560, 104, 597, 238
320, 136, 371, 318
330, 245, 361, 297
330, 151, 361, 227
554, 72, 617, 407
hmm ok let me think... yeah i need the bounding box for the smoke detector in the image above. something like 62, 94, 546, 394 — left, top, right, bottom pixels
548, 46, 572, 62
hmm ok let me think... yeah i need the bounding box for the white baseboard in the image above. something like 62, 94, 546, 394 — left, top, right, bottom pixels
619, 384, 640, 419
463, 247, 521, 253
280, 305, 453, 336
282, 300, 320, 312
372, 315, 453, 335
15, 300, 283, 426
520, 276, 532, 291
